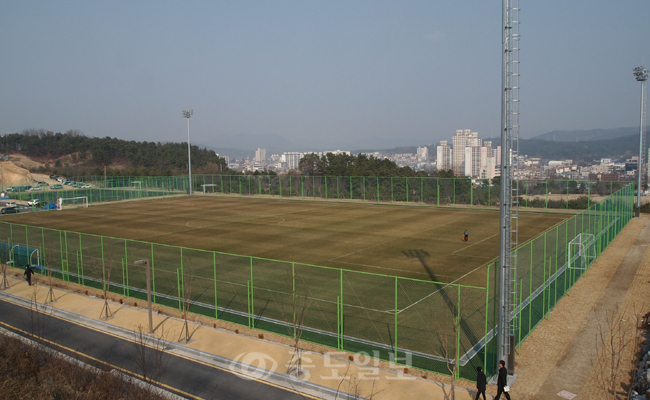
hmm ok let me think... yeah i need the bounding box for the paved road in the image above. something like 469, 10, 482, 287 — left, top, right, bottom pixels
0, 298, 312, 400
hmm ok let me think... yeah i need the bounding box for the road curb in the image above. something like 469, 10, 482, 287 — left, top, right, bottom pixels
0, 289, 365, 400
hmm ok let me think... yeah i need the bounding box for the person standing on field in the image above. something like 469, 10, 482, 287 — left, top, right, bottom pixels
24, 265, 34, 286
475, 366, 487, 400
464, 230, 469, 242
495, 360, 511, 400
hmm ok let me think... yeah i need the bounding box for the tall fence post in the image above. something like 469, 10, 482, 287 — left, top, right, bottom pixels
455, 284, 461, 381
214, 252, 218, 319
483, 264, 490, 374
150, 243, 156, 303
394, 276, 398, 352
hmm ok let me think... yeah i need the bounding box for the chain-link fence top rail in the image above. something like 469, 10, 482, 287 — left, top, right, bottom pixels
0, 184, 634, 380
7, 175, 626, 211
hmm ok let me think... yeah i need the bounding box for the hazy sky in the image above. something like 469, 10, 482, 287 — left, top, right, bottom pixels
2, 1, 650, 151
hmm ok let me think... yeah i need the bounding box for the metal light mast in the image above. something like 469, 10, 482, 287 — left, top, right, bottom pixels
182, 109, 193, 195
498, 0, 520, 368
634, 67, 648, 215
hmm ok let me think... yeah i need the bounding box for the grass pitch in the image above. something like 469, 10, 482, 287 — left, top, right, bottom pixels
8, 196, 569, 287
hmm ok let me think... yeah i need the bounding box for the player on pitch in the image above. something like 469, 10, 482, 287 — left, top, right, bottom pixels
464, 230, 469, 242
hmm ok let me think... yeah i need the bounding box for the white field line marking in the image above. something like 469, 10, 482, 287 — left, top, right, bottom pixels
328, 219, 458, 262
452, 254, 493, 259
343, 273, 386, 341
451, 233, 498, 254
395, 253, 495, 314
145, 207, 322, 240
334, 261, 455, 279
395, 286, 449, 314
449, 263, 492, 286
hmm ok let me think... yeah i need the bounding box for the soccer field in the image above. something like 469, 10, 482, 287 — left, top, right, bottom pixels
4, 190, 627, 378
8, 196, 570, 287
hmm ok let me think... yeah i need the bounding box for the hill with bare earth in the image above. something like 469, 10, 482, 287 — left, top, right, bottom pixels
0, 155, 62, 189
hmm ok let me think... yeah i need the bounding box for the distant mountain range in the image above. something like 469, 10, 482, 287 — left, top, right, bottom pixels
519, 134, 638, 161
210, 127, 645, 162
531, 127, 645, 142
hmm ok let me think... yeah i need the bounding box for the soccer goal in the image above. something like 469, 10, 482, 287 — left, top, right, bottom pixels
58, 196, 88, 210
201, 184, 217, 194
567, 233, 596, 271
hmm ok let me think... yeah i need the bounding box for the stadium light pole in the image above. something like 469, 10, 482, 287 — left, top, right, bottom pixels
182, 110, 193, 195
634, 67, 648, 216
498, 0, 520, 373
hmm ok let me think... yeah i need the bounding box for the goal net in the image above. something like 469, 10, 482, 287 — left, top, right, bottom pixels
567, 233, 596, 271
201, 184, 217, 194
58, 196, 88, 210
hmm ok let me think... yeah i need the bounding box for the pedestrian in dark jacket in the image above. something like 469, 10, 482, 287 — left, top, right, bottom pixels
464, 230, 469, 242
475, 366, 487, 400
24, 266, 34, 286
495, 360, 511, 399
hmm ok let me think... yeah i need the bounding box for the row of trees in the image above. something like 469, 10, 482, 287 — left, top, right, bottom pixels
2, 129, 229, 176
298, 152, 430, 177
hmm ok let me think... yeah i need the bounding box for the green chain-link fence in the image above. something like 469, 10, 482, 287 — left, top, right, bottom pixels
0, 183, 634, 380
5, 175, 629, 212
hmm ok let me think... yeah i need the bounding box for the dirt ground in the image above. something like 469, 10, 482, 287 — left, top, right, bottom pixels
509, 214, 650, 399
0, 160, 33, 188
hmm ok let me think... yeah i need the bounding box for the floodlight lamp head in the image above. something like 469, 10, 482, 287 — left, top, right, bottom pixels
182, 109, 193, 119
634, 66, 649, 82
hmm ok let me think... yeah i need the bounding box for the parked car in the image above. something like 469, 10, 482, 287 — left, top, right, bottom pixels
28, 199, 40, 206
37, 181, 48, 186
29, 186, 42, 191
51, 184, 63, 190
4, 202, 16, 208
49, 174, 56, 179
0, 207, 18, 214
81, 184, 92, 189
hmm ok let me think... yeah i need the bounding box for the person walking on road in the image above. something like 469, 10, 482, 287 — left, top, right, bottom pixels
474, 366, 487, 400
495, 360, 511, 400
23, 265, 34, 286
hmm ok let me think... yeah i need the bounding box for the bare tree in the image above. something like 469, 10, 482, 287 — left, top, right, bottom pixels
130, 324, 171, 385
594, 307, 633, 400
178, 259, 194, 343
436, 308, 462, 400
98, 253, 115, 320
281, 270, 311, 379
332, 361, 382, 400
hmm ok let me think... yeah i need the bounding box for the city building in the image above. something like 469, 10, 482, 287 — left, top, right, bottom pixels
282, 152, 303, 170
436, 141, 453, 171
255, 148, 266, 164
417, 146, 428, 162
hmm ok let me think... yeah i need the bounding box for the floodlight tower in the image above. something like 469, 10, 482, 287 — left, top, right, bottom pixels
182, 109, 193, 195
634, 67, 648, 215
497, 0, 520, 371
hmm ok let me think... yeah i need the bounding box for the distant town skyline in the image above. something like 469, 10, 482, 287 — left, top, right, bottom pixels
2, 1, 650, 151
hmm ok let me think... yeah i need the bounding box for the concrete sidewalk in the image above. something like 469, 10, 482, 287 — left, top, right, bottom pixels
0, 270, 486, 400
